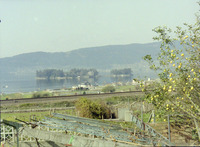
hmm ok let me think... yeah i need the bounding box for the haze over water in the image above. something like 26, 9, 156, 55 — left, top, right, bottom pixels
0, 73, 132, 94
0, 1, 198, 94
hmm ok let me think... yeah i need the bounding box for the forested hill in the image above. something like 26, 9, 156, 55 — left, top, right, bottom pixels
0, 42, 161, 74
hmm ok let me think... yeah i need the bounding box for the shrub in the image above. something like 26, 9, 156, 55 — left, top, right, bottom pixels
102, 85, 116, 93
32, 91, 51, 98
75, 98, 111, 119
32, 92, 41, 98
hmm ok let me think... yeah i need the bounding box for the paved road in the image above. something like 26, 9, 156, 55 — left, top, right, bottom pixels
0, 91, 144, 106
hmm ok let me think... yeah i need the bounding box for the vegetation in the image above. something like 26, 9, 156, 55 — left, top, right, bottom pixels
36, 69, 65, 79
1, 84, 143, 100
0, 93, 26, 100
115, 84, 137, 92
75, 98, 111, 119
32, 91, 52, 98
105, 95, 144, 105
142, 7, 200, 140
66, 68, 98, 79
111, 68, 133, 77
36, 68, 99, 80
1, 109, 75, 122
19, 101, 75, 109
101, 85, 116, 93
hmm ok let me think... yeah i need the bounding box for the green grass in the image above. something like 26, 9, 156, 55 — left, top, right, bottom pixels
105, 95, 144, 105
1, 88, 149, 125
115, 85, 137, 92
1, 109, 76, 122
1, 84, 140, 100
0, 92, 42, 100
1, 100, 76, 110
1, 93, 25, 100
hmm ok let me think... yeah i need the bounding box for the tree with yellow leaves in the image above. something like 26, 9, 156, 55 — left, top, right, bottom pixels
143, 2, 200, 140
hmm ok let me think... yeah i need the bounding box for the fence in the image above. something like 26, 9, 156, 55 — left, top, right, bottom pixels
1, 113, 170, 147
121, 101, 200, 146
0, 120, 66, 147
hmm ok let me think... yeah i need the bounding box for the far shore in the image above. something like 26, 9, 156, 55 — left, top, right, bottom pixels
36, 77, 66, 80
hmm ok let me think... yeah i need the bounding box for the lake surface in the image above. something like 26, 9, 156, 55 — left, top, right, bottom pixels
0, 73, 133, 94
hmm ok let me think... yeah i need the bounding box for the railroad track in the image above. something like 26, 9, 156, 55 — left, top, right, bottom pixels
0, 91, 144, 105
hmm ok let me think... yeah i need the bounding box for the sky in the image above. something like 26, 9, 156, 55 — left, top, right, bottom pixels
0, 0, 199, 58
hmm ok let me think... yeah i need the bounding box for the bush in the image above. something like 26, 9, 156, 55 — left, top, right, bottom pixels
42, 93, 51, 97
32, 92, 41, 98
102, 85, 116, 93
75, 98, 111, 119
32, 91, 51, 98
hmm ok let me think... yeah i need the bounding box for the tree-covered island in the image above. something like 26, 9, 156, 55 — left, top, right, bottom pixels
110, 68, 133, 77
36, 68, 99, 80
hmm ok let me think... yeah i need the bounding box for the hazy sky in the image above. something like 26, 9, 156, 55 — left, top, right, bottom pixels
0, 0, 199, 58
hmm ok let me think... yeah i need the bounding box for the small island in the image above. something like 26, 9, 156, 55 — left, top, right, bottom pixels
110, 68, 133, 77
36, 68, 99, 80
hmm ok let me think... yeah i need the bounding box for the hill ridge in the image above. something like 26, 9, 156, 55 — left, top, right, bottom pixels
0, 42, 161, 78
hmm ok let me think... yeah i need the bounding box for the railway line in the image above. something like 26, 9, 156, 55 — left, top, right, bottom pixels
0, 91, 144, 105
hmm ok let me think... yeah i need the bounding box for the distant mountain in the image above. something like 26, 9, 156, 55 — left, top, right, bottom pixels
0, 42, 161, 77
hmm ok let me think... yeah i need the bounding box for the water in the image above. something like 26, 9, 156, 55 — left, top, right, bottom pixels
0, 73, 133, 94
1, 73, 37, 94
